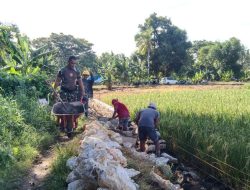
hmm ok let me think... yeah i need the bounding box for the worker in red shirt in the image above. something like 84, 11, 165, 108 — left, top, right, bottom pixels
111, 99, 130, 131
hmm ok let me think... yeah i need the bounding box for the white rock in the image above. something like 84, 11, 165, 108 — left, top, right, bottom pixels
108, 148, 127, 166
66, 171, 78, 183
149, 153, 156, 160
66, 120, 139, 190
67, 179, 85, 190
108, 131, 123, 144
66, 156, 78, 170
155, 157, 170, 166
38, 98, 48, 105
123, 142, 133, 148
97, 165, 137, 190
105, 141, 121, 149
105, 121, 113, 127
122, 131, 133, 137
161, 153, 178, 163
146, 145, 156, 152
125, 168, 141, 178
159, 139, 166, 144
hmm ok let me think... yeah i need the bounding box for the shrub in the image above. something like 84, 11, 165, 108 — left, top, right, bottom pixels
0, 92, 57, 188
0, 72, 50, 98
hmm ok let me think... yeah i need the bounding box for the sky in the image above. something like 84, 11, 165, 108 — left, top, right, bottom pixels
1, 0, 250, 55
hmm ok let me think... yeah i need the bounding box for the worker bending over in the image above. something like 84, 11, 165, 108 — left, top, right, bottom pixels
135, 103, 160, 156
111, 99, 130, 131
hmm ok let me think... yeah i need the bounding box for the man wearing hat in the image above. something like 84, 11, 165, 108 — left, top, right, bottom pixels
82, 70, 95, 117
135, 102, 160, 156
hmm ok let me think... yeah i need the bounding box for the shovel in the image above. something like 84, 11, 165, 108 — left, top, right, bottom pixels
46, 81, 69, 113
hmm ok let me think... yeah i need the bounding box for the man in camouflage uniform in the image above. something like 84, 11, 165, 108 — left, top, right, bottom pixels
54, 56, 85, 137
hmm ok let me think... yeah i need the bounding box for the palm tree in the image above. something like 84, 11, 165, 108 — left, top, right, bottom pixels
135, 28, 153, 79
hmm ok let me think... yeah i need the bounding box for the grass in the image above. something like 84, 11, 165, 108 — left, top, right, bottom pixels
0, 91, 57, 189
41, 138, 80, 190
101, 88, 250, 189
41, 121, 84, 190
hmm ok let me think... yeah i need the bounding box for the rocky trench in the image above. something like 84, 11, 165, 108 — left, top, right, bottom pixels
65, 99, 230, 190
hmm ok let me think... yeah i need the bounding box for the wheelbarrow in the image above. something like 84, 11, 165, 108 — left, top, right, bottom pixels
52, 101, 85, 138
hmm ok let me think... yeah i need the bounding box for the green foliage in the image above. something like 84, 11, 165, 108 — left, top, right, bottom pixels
32, 33, 97, 73
42, 137, 80, 190
0, 92, 56, 188
102, 89, 250, 188
221, 70, 233, 82
0, 24, 57, 76
97, 52, 117, 89
97, 52, 135, 88
0, 71, 50, 98
192, 71, 205, 84
191, 38, 246, 80
135, 13, 191, 76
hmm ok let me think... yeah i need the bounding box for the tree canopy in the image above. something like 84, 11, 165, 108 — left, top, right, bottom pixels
32, 33, 96, 73
135, 13, 191, 76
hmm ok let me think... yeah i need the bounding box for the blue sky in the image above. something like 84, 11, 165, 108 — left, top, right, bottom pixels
1, 0, 249, 55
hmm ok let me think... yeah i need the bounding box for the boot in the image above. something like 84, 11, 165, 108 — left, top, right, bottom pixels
140, 141, 146, 152
155, 141, 161, 157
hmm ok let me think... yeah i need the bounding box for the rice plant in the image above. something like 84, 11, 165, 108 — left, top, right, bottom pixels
102, 88, 250, 189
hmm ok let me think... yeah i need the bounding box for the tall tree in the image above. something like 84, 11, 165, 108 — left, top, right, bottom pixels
135, 13, 191, 77
135, 28, 153, 78
32, 33, 96, 73
193, 38, 245, 80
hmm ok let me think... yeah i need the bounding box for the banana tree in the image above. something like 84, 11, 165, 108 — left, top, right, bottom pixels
97, 52, 118, 90
0, 25, 57, 76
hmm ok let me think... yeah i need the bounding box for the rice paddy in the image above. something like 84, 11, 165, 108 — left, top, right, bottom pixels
101, 87, 250, 189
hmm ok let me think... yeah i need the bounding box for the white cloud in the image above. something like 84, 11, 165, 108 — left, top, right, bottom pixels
0, 0, 249, 55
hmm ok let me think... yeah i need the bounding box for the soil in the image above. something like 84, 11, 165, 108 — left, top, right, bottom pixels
93, 83, 244, 99
20, 136, 71, 190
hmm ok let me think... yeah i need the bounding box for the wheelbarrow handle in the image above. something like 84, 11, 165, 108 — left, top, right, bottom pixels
46, 81, 68, 111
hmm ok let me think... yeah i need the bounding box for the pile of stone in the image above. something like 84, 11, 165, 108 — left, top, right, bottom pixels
89, 99, 229, 190
66, 121, 140, 190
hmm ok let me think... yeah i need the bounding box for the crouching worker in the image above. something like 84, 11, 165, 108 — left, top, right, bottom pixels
111, 99, 130, 131
135, 103, 160, 156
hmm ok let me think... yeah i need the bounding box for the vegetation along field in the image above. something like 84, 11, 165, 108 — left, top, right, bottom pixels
101, 86, 250, 189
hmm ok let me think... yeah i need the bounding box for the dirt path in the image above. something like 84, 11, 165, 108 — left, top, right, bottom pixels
20, 109, 98, 190
20, 136, 70, 190
21, 149, 55, 190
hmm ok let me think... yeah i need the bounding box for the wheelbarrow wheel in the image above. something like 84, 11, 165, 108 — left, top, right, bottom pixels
66, 117, 74, 138
67, 132, 72, 138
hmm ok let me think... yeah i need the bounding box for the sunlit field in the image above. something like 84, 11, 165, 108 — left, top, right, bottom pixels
101, 87, 250, 188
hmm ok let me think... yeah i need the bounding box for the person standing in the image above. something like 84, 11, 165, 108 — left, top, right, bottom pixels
82, 70, 94, 117
87, 71, 95, 98
135, 103, 160, 156
111, 99, 130, 131
54, 56, 85, 137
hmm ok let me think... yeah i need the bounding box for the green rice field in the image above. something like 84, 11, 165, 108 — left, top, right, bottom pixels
101, 87, 250, 189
